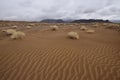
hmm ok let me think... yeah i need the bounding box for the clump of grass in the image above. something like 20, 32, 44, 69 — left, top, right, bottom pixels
26, 26, 31, 29
1, 29, 25, 40
68, 31, 79, 40
10, 31, 25, 40
50, 25, 59, 31
86, 29, 95, 33
80, 26, 88, 31
12, 25, 18, 29
4, 29, 16, 35
29, 23, 34, 26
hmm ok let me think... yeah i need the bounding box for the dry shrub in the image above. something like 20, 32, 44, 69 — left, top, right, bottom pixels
26, 26, 31, 29
86, 29, 95, 33
4, 29, 16, 35
10, 31, 25, 40
50, 25, 59, 31
68, 31, 79, 40
12, 25, 18, 29
80, 26, 88, 31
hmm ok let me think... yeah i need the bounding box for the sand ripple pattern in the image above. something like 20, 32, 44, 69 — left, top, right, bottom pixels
0, 46, 120, 80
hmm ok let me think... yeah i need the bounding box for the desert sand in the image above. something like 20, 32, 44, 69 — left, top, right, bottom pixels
0, 22, 120, 80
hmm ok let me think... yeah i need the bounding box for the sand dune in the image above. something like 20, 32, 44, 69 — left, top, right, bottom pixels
0, 22, 120, 80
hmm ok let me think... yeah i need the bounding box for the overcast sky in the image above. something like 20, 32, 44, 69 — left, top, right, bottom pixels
0, 0, 120, 21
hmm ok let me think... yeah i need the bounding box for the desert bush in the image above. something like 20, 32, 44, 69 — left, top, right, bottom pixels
10, 31, 25, 40
29, 24, 34, 26
4, 29, 16, 35
86, 29, 95, 33
26, 26, 31, 29
12, 25, 18, 29
80, 26, 88, 31
50, 25, 59, 31
68, 31, 79, 39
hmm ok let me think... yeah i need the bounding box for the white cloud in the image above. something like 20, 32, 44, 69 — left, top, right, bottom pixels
0, 0, 120, 21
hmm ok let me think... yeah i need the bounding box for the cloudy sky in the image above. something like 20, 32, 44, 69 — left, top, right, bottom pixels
0, 0, 120, 21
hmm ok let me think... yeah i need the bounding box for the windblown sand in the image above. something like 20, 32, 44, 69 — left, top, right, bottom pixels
0, 22, 120, 80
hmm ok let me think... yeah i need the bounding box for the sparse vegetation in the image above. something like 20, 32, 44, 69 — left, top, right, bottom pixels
12, 25, 18, 29
80, 26, 88, 31
10, 31, 25, 40
50, 25, 59, 31
68, 31, 79, 40
4, 29, 16, 35
29, 23, 35, 26
86, 29, 95, 33
26, 26, 31, 29
0, 28, 25, 40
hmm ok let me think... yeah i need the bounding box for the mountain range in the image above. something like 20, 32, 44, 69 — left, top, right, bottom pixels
40, 19, 111, 23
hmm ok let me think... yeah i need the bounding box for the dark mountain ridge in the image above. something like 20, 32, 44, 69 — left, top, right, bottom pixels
40, 19, 111, 23
71, 19, 110, 23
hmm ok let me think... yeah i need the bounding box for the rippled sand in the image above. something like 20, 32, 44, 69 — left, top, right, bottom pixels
0, 22, 120, 80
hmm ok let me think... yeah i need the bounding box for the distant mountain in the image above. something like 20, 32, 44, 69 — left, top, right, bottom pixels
72, 19, 110, 23
40, 19, 111, 23
40, 19, 65, 23
110, 20, 120, 23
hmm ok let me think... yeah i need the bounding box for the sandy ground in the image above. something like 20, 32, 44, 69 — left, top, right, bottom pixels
0, 22, 120, 80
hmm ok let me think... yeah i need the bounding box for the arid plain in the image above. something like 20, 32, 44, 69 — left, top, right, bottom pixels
0, 21, 120, 80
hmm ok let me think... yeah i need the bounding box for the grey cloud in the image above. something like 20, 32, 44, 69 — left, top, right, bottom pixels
0, 0, 120, 21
